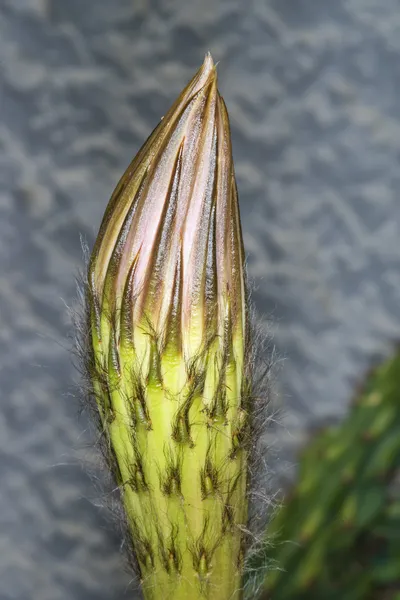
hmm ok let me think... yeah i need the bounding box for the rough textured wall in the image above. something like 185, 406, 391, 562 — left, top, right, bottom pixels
1, 1, 400, 598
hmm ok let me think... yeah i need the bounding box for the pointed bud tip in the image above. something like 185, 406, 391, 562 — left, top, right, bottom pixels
198, 52, 218, 89
203, 52, 215, 72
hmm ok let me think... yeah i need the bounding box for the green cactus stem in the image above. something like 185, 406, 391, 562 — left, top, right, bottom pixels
245, 351, 400, 600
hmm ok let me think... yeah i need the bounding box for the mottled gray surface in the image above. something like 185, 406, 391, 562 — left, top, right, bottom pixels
1, 0, 400, 598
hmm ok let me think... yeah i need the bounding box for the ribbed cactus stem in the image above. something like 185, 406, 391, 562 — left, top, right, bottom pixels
86, 54, 250, 600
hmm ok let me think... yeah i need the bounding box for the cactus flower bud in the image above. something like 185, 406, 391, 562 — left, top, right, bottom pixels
86, 54, 250, 600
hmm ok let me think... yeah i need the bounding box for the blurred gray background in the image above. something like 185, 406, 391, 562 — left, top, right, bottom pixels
1, 0, 400, 598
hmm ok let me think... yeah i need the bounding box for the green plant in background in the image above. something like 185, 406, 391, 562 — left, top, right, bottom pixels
82, 55, 261, 600
245, 351, 400, 600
